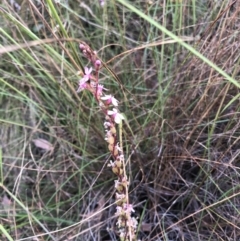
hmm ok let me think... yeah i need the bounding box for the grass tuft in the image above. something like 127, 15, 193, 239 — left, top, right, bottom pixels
1, 0, 240, 240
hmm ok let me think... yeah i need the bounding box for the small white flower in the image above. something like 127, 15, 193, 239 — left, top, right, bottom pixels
123, 203, 135, 214
107, 160, 115, 167
119, 228, 126, 238
99, 0, 105, 7
103, 121, 111, 128
130, 217, 138, 229
116, 206, 123, 214
116, 192, 125, 200
116, 219, 122, 228
107, 108, 124, 124
101, 95, 119, 106
114, 179, 122, 189
115, 143, 123, 152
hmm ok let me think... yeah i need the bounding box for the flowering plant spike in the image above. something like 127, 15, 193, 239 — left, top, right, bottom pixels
77, 42, 138, 241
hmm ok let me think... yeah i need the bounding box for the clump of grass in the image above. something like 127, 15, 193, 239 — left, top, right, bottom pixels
1, 0, 240, 241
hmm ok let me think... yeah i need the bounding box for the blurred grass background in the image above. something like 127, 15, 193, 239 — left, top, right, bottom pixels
0, 0, 240, 240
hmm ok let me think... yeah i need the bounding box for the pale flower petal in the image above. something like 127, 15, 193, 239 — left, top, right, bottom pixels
84, 66, 92, 76
77, 78, 88, 92
101, 95, 119, 106
107, 108, 124, 124
114, 113, 124, 124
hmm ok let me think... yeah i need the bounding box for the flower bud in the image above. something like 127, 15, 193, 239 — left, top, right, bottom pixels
113, 146, 119, 156
110, 126, 117, 134
108, 144, 114, 152
115, 159, 122, 168
112, 166, 119, 175
95, 59, 101, 69
79, 43, 85, 50
107, 135, 114, 145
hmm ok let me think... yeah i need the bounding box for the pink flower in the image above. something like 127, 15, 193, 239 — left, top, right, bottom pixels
101, 95, 119, 106
82, 67, 92, 81
96, 84, 106, 97
116, 192, 125, 200
130, 217, 138, 229
104, 121, 111, 128
99, 0, 104, 6
107, 108, 124, 124
76, 67, 92, 92
123, 203, 135, 214
116, 206, 123, 215
77, 79, 89, 92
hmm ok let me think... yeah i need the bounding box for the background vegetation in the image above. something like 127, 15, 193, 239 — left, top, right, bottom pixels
0, 0, 240, 240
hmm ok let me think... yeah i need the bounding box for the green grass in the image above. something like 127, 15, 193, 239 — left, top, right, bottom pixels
1, 0, 240, 240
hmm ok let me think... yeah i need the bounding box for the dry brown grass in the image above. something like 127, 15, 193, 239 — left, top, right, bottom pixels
1, 1, 240, 241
